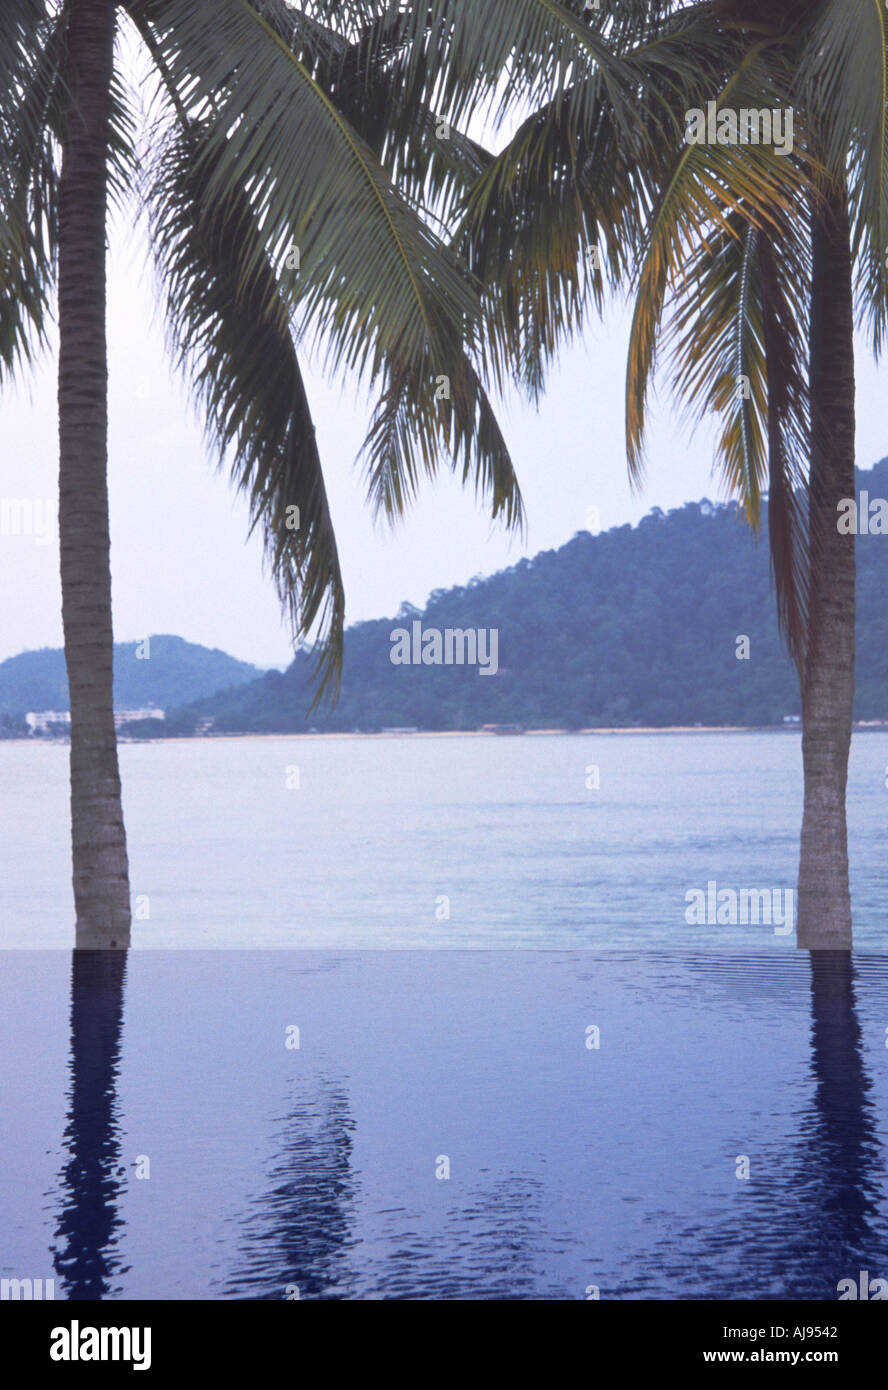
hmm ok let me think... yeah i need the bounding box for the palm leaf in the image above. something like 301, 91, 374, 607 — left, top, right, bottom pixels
0, 0, 62, 376
132, 0, 483, 385
661, 206, 811, 666
360, 344, 526, 533
142, 114, 347, 700
337, 0, 639, 140
798, 0, 888, 350
626, 45, 811, 481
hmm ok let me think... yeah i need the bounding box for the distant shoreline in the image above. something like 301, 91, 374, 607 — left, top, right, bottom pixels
8, 723, 888, 745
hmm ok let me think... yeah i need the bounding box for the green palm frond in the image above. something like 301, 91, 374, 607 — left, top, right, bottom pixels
625, 47, 811, 482
133, 0, 482, 386
105, 63, 140, 212
144, 117, 346, 700
455, 7, 772, 401
458, 71, 651, 400
0, 0, 48, 119
661, 207, 811, 666
798, 0, 888, 349
132, 0, 527, 694
0, 0, 62, 376
338, 0, 638, 139
757, 229, 811, 670
360, 344, 525, 533
264, 0, 492, 228
665, 215, 767, 513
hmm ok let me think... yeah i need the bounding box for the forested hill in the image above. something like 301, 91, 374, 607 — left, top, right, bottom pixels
164, 458, 888, 734
0, 635, 262, 717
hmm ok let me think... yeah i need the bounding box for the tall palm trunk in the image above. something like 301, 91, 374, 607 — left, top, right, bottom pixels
58, 0, 130, 949
797, 184, 856, 949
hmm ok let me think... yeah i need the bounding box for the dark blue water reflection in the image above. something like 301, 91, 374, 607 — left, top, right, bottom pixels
52, 952, 129, 1299
2, 950, 888, 1300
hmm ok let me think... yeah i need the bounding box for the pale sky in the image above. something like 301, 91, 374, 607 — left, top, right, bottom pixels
2, 25, 886, 670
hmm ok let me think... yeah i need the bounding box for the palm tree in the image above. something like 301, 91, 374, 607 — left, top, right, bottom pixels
619, 0, 884, 948
0, 0, 524, 947
358, 0, 886, 947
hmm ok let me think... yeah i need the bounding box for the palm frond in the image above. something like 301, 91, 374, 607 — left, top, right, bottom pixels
0, 0, 62, 377
335, 0, 639, 140
360, 344, 526, 533
798, 0, 888, 350
132, 0, 483, 386
132, 0, 527, 693
665, 215, 767, 513
142, 111, 346, 700
658, 202, 811, 667
457, 7, 779, 400
459, 69, 653, 400
626, 45, 812, 482
248, 2, 485, 220
758, 230, 810, 670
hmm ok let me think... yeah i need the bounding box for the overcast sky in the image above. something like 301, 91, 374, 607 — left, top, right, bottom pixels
2, 37, 886, 671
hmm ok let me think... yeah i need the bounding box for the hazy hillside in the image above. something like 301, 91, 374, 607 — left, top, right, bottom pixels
0, 635, 263, 717
157, 457, 888, 735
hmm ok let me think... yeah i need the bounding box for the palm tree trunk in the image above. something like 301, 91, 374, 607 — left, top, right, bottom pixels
58, 0, 131, 949
797, 185, 856, 949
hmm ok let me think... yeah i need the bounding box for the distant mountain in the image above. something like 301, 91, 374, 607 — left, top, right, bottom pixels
152, 458, 888, 735
0, 635, 264, 717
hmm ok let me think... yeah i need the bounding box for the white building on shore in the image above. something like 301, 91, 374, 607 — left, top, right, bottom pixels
26, 708, 165, 734
113, 708, 165, 730
25, 710, 71, 734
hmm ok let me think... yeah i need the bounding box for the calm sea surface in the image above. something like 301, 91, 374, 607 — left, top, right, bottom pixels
2, 734, 887, 1299
1, 730, 887, 948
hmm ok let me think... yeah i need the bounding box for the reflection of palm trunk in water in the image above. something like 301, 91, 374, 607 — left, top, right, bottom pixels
797, 953, 883, 1292
53, 950, 128, 1300
227, 1087, 356, 1300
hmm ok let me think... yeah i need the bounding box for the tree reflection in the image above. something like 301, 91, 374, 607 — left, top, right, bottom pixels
52, 950, 128, 1300
225, 1083, 357, 1300
795, 950, 885, 1293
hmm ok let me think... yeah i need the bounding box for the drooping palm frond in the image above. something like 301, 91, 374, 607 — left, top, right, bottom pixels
0, 0, 62, 376
0, 0, 51, 146
326, 0, 639, 143
360, 341, 525, 532
139, 86, 347, 698
797, 0, 888, 351
256, 0, 492, 227
130, 0, 524, 692
757, 228, 812, 670
661, 204, 812, 666
132, 0, 482, 385
625, 45, 811, 483
452, 7, 783, 402
665, 215, 768, 514
457, 79, 639, 401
